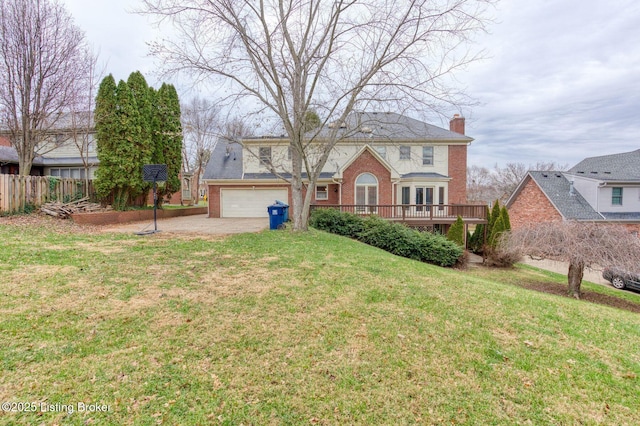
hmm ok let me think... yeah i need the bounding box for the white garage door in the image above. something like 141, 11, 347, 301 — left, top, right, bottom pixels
221, 188, 288, 218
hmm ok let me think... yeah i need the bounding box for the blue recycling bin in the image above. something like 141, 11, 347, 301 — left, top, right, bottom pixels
267, 204, 286, 230
275, 200, 289, 222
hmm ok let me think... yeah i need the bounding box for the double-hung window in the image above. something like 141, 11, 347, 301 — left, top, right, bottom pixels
316, 185, 328, 200
259, 147, 272, 166
399, 146, 411, 160
612, 187, 623, 205
422, 146, 434, 165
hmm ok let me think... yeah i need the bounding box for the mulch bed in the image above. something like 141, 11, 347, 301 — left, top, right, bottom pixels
516, 280, 640, 314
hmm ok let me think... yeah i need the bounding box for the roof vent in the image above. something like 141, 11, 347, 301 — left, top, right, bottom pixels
555, 173, 562, 178
541, 173, 548, 178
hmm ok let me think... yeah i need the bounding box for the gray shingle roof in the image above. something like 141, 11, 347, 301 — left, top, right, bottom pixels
0, 145, 46, 166
243, 172, 334, 180
600, 212, 640, 221
401, 172, 450, 179
203, 140, 243, 180
567, 149, 640, 181
528, 171, 602, 220
312, 111, 472, 142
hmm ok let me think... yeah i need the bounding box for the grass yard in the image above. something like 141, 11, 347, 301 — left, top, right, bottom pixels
0, 217, 639, 425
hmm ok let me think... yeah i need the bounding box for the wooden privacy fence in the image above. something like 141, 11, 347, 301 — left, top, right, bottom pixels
0, 174, 94, 213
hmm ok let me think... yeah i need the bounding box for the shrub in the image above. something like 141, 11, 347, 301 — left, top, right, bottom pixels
309, 208, 365, 238
446, 215, 465, 247
310, 209, 463, 267
468, 224, 485, 254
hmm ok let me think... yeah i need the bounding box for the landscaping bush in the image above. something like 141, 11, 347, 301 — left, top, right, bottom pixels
446, 215, 465, 247
310, 209, 463, 267
308, 208, 365, 238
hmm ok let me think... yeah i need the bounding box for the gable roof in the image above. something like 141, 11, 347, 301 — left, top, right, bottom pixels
567, 149, 640, 182
507, 171, 602, 221
334, 145, 400, 180
312, 111, 473, 143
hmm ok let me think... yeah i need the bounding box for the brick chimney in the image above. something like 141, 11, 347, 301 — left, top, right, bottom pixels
448, 114, 468, 204
449, 114, 465, 135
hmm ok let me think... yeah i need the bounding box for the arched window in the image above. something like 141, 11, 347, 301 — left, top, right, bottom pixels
355, 173, 378, 212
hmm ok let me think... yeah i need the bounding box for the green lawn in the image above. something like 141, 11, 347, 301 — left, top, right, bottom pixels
0, 220, 639, 425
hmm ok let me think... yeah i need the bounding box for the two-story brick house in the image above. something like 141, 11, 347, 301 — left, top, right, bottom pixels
506, 149, 640, 234
204, 112, 475, 223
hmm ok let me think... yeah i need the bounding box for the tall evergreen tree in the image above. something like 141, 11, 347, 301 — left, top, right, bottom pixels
153, 83, 182, 202
94, 75, 119, 202
127, 71, 154, 202
501, 206, 511, 232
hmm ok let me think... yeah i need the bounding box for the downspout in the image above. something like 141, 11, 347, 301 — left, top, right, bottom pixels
332, 178, 342, 205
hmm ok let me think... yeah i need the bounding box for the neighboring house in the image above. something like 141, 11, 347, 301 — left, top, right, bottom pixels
204, 112, 476, 224
0, 112, 98, 178
506, 149, 640, 234
1, 113, 193, 204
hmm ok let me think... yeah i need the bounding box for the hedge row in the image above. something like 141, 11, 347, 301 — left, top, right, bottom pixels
309, 208, 463, 267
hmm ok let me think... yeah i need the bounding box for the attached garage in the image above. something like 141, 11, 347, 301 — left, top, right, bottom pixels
220, 188, 288, 218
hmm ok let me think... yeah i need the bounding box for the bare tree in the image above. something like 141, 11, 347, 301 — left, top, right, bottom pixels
467, 164, 497, 204
181, 97, 221, 203
468, 161, 569, 205
142, 0, 493, 230
0, 0, 90, 176
503, 221, 640, 299
68, 49, 103, 190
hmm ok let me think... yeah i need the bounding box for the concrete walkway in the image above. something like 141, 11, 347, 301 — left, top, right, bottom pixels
101, 214, 269, 235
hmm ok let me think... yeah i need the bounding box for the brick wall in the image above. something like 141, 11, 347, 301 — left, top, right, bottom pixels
342, 149, 393, 205
448, 145, 467, 204
508, 178, 563, 229
448, 115, 468, 204
312, 183, 340, 205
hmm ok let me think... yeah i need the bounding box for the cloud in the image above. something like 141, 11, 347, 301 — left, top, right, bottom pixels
461, 0, 640, 168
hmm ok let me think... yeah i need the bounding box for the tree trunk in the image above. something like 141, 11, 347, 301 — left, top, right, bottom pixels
567, 259, 584, 299
290, 143, 307, 231
17, 132, 34, 176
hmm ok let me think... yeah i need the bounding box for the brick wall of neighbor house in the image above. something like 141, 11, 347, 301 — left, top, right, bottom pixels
341, 149, 392, 209
508, 178, 563, 229
448, 115, 467, 204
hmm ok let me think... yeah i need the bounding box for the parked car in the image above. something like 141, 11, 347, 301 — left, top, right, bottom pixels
602, 268, 640, 291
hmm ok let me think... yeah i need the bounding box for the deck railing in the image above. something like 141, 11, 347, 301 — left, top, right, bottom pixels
310, 204, 488, 221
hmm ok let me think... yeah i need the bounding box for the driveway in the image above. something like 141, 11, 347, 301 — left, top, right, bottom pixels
102, 214, 269, 235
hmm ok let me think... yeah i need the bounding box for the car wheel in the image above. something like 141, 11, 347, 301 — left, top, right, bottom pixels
611, 276, 626, 289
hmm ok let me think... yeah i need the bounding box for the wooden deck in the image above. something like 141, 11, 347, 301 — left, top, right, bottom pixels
310, 204, 488, 226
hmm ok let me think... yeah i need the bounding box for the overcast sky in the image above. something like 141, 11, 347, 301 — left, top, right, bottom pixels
63, 0, 640, 169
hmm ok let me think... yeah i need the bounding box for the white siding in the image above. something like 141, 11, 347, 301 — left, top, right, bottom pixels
597, 186, 640, 213
243, 142, 450, 177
